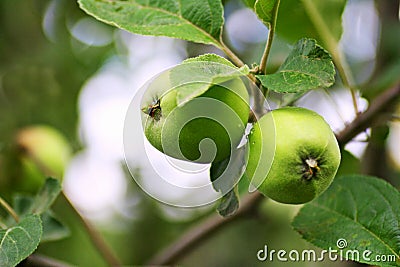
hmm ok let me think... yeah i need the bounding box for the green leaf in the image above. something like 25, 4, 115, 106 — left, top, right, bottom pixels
170, 54, 249, 105
40, 212, 70, 242
257, 38, 335, 93
12, 178, 68, 244
210, 145, 248, 217
78, 0, 224, 48
31, 178, 62, 214
217, 188, 239, 217
210, 145, 248, 193
12, 195, 32, 217
336, 150, 361, 177
276, 0, 346, 45
242, 0, 256, 8
254, 0, 278, 27
13, 195, 69, 243
183, 53, 236, 68
365, 60, 400, 99
0, 215, 42, 267
292, 175, 400, 266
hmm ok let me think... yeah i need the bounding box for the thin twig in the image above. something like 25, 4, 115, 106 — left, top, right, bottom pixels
60, 192, 121, 267
219, 40, 245, 67
301, 0, 359, 115
17, 139, 121, 266
336, 82, 400, 146
19, 254, 73, 267
0, 220, 7, 229
147, 82, 400, 265
259, 0, 281, 74
148, 192, 264, 265
0, 196, 19, 223
390, 115, 400, 122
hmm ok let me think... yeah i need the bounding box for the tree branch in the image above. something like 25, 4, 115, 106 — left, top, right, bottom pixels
60, 192, 121, 267
336, 82, 400, 146
220, 40, 245, 68
148, 192, 264, 265
16, 142, 121, 266
147, 82, 400, 266
19, 254, 72, 267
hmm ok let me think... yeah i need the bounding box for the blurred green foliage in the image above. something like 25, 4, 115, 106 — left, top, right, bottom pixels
0, 0, 112, 194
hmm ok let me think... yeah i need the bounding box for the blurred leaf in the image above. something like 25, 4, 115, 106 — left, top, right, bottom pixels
365, 60, 400, 99
242, 0, 256, 8
257, 38, 335, 93
217, 188, 239, 217
336, 150, 361, 177
280, 91, 307, 106
78, 0, 224, 48
210, 145, 247, 217
0, 214, 42, 267
276, 0, 346, 45
40, 211, 70, 243
11, 178, 61, 218
14, 195, 70, 243
170, 54, 249, 105
292, 175, 400, 266
13, 195, 33, 216
12, 178, 68, 243
254, 0, 278, 27
31, 178, 62, 214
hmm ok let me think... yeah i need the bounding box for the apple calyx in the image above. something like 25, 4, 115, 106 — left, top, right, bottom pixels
303, 157, 320, 181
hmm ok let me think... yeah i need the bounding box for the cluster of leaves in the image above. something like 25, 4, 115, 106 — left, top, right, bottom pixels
0, 178, 67, 266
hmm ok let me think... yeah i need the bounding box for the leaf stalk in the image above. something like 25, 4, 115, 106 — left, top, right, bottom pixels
301, 0, 359, 115
259, 0, 281, 74
0, 196, 19, 223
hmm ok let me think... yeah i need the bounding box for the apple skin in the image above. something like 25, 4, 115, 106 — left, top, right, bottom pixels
245, 107, 341, 204
143, 79, 249, 163
17, 125, 72, 181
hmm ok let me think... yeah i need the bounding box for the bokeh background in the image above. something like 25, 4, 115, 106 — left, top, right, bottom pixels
0, 0, 399, 266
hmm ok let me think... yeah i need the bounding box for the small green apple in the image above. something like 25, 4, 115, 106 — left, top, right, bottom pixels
245, 107, 341, 204
142, 79, 250, 163
17, 125, 72, 181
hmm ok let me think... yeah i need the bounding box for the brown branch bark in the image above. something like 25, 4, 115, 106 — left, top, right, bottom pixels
18, 254, 72, 267
147, 82, 400, 266
336, 82, 400, 146
60, 192, 121, 267
148, 192, 264, 265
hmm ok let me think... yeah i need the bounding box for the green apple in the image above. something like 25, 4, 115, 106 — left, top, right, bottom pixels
245, 107, 341, 204
17, 125, 72, 181
142, 78, 250, 163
